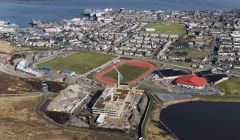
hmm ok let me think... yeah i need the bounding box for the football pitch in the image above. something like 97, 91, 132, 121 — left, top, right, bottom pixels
37, 51, 114, 74
103, 64, 150, 84
145, 23, 186, 34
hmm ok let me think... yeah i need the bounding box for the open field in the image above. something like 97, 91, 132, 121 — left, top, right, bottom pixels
215, 77, 240, 96
0, 96, 90, 140
168, 46, 210, 59
169, 37, 211, 59
38, 51, 114, 74
196, 95, 240, 102
31, 45, 62, 51
145, 23, 186, 34
0, 96, 130, 140
0, 73, 66, 94
0, 73, 32, 94
0, 40, 30, 54
164, 60, 193, 70
146, 103, 175, 140
104, 64, 149, 84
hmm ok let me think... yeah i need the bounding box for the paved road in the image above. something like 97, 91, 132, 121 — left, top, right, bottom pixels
120, 54, 193, 70
81, 56, 121, 77
3, 43, 196, 81
0, 92, 41, 98
0, 64, 35, 78
156, 41, 172, 58
151, 44, 163, 59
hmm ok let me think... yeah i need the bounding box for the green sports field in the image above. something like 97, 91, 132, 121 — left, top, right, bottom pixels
103, 64, 150, 84
216, 77, 240, 96
145, 23, 186, 34
37, 51, 114, 74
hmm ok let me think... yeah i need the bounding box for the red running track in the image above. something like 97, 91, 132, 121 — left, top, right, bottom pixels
96, 60, 157, 85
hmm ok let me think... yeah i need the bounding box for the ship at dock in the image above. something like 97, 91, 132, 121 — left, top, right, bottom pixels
81, 8, 113, 17
81, 9, 92, 16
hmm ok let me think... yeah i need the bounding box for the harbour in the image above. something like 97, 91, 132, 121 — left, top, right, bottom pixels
1, 1, 240, 139
1, 0, 240, 26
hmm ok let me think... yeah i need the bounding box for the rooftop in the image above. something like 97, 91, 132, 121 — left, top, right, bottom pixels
175, 75, 208, 87
154, 68, 191, 78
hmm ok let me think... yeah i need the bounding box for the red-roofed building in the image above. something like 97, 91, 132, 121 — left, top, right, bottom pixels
175, 75, 208, 89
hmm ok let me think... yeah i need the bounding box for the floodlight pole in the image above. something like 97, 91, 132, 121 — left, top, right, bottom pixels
114, 66, 122, 88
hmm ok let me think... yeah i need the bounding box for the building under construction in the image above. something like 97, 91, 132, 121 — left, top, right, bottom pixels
92, 85, 144, 118
92, 85, 144, 129
44, 65, 149, 132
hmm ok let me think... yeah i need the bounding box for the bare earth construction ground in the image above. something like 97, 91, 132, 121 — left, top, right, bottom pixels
0, 96, 130, 140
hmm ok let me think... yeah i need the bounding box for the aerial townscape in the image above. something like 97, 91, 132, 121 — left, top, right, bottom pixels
1, 3, 240, 140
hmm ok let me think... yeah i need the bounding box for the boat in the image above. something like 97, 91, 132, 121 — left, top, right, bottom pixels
81, 9, 106, 17
81, 9, 92, 16
29, 19, 41, 26
230, 31, 240, 38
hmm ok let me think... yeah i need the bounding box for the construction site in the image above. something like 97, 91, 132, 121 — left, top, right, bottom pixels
43, 67, 149, 137
0, 48, 150, 138
92, 85, 146, 129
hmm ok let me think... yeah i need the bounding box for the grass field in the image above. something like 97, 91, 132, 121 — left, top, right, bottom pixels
168, 46, 210, 59
216, 77, 240, 96
0, 96, 129, 140
167, 60, 193, 68
146, 103, 175, 140
0, 40, 30, 54
104, 64, 150, 83
0, 96, 90, 139
145, 23, 186, 34
38, 51, 114, 74
196, 95, 240, 102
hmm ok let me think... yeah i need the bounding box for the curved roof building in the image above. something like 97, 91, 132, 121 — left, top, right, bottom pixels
175, 75, 207, 89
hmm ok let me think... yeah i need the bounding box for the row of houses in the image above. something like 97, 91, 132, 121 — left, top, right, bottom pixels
219, 31, 240, 62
